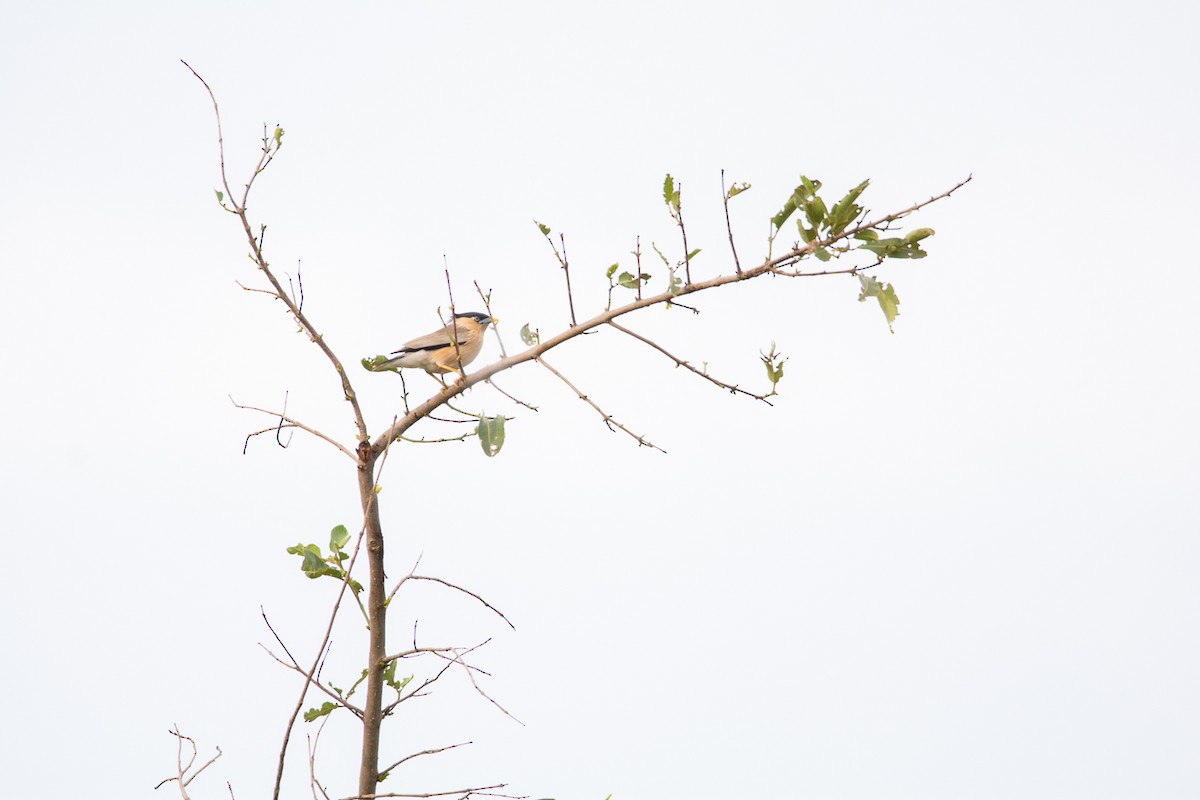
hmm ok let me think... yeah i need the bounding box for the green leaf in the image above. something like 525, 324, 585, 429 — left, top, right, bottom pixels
904, 227, 935, 243
287, 543, 332, 579
606, 263, 619, 278
813, 247, 831, 262
726, 181, 751, 199
534, 220, 551, 236
663, 174, 680, 213
804, 195, 828, 228
477, 415, 506, 457
770, 197, 797, 232
214, 189, 224, 203
329, 524, 350, 551
853, 229, 879, 242
651, 241, 670, 267
273, 126, 284, 147
686, 248, 701, 261
303, 702, 337, 722
617, 271, 640, 289
362, 354, 394, 372
828, 179, 869, 235
519, 323, 540, 346
799, 225, 817, 244
857, 274, 901, 333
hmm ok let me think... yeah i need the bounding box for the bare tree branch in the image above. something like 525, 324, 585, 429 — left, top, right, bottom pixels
537, 357, 664, 452
156, 727, 222, 797
387, 574, 515, 628
184, 61, 369, 443
607, 319, 773, 404
379, 742, 472, 777
721, 169, 743, 275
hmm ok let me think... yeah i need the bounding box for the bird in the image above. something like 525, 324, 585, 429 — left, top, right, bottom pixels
371, 312, 496, 375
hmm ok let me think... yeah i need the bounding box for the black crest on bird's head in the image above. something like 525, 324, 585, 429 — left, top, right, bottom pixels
454, 312, 493, 326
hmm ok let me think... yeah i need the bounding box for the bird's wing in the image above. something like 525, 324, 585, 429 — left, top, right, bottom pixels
392, 325, 455, 354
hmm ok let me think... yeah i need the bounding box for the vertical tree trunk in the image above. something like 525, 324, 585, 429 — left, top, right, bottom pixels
357, 458, 387, 797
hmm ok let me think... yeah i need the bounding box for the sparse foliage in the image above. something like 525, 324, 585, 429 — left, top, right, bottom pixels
173, 60, 968, 800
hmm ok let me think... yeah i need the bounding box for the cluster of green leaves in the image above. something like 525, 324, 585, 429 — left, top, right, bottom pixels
304, 655, 414, 726
287, 524, 363, 595
770, 176, 870, 261
768, 175, 936, 331
855, 227, 935, 260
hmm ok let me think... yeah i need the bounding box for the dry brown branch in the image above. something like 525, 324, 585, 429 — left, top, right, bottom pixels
231, 397, 358, 461
676, 179, 693, 286
383, 659, 457, 714
606, 319, 773, 405
485, 378, 539, 412
560, 233, 577, 325
473, 281, 507, 359
387, 574, 515, 628
259, 642, 365, 719
156, 727, 222, 798
721, 170, 743, 275
536, 356, 664, 453
185, 61, 369, 443
432, 646, 523, 726
382, 641, 491, 669
307, 716, 334, 800
379, 742, 472, 777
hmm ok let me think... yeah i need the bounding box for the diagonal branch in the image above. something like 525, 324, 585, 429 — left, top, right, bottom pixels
372, 174, 972, 455
537, 357, 664, 453
185, 62, 369, 444
379, 742, 472, 778
606, 319, 773, 405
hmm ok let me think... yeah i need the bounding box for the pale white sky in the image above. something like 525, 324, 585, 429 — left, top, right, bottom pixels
2, 2, 1198, 798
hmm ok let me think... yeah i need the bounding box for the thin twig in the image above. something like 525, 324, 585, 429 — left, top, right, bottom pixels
156, 727, 223, 797
536, 356, 664, 453
437, 647, 523, 726
607, 320, 773, 404
443, 266, 465, 374
560, 233, 576, 325
387, 574, 515, 628
485, 378, 539, 412
721, 169, 742, 274
379, 742, 472, 777
472, 281, 507, 359
258, 643, 365, 718
677, 179, 692, 285
231, 397, 358, 461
